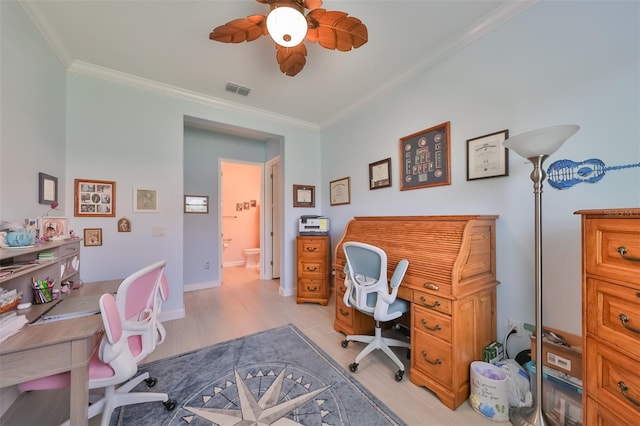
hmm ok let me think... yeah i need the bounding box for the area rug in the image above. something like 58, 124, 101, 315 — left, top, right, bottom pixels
111, 324, 406, 426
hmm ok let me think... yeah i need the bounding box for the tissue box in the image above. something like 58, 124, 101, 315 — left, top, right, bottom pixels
530, 326, 582, 380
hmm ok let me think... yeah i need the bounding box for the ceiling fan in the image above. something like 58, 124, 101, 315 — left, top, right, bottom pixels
209, 0, 368, 77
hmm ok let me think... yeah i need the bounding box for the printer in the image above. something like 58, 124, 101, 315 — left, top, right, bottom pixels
298, 216, 330, 235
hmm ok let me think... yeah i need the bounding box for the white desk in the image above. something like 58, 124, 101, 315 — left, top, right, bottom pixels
0, 280, 121, 425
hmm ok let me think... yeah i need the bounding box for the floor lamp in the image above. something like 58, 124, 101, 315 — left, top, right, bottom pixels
504, 124, 580, 426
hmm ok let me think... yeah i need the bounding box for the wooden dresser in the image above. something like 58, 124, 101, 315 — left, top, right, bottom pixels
333, 215, 499, 410
577, 208, 640, 424
296, 235, 331, 305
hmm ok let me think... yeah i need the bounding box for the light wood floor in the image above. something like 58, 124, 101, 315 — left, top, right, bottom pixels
2, 267, 508, 425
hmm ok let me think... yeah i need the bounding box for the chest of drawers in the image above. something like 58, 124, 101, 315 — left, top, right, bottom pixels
577, 209, 640, 424
296, 236, 330, 305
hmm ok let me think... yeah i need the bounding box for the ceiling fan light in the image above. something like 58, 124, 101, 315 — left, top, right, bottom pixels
266, 6, 307, 47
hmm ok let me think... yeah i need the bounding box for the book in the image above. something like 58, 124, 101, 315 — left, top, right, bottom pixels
0, 311, 28, 343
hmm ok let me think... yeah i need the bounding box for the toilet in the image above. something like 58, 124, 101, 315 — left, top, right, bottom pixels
243, 248, 260, 268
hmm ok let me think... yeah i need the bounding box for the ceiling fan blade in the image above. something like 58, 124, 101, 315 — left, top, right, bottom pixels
276, 43, 307, 77
306, 9, 368, 51
209, 15, 267, 43
302, 0, 323, 10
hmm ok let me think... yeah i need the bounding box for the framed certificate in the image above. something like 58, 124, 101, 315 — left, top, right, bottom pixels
467, 129, 509, 180
369, 158, 391, 189
330, 177, 350, 205
293, 184, 315, 207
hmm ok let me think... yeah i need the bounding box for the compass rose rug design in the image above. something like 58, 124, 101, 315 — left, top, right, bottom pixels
111, 324, 406, 426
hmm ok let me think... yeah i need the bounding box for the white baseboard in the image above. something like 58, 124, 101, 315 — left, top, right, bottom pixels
223, 261, 245, 267
184, 281, 221, 292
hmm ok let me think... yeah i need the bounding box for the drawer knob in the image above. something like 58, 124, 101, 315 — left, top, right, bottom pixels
420, 296, 440, 308
339, 308, 350, 317
618, 313, 640, 334
424, 283, 439, 291
617, 246, 640, 262
420, 351, 442, 365
307, 286, 318, 291
420, 319, 441, 332
618, 381, 640, 407
306, 247, 318, 252
306, 266, 318, 272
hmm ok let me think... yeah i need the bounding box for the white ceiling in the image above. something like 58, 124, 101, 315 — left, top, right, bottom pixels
21, 0, 536, 128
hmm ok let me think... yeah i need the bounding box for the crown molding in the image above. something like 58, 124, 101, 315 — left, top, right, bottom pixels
19, 1, 72, 68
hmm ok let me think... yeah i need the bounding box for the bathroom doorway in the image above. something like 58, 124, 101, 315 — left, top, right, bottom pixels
220, 160, 263, 282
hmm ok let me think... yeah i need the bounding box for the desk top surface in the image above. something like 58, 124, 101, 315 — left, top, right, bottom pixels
0, 280, 121, 355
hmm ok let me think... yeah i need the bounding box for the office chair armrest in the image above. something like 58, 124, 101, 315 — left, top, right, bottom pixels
389, 259, 409, 289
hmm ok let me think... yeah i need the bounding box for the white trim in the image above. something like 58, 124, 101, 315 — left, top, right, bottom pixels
159, 308, 186, 322
184, 281, 221, 292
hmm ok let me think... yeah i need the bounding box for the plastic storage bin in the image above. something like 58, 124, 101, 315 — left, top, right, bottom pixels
526, 361, 582, 426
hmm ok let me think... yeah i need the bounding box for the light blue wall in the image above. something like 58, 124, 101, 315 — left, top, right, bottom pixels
0, 1, 66, 219
183, 126, 268, 286
321, 1, 640, 352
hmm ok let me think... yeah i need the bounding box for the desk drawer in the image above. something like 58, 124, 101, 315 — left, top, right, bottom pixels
586, 218, 640, 285
413, 305, 452, 344
335, 293, 354, 328
412, 292, 452, 316
586, 278, 640, 354
586, 337, 640, 422
412, 330, 452, 388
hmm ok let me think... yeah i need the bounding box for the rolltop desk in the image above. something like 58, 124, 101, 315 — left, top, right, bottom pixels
333, 215, 499, 410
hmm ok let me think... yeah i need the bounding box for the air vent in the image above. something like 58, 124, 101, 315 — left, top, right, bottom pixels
225, 82, 251, 96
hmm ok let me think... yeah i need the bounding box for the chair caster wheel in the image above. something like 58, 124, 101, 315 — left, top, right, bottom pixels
145, 377, 158, 388
349, 362, 359, 372
395, 370, 404, 381
341, 340, 349, 348
164, 399, 177, 411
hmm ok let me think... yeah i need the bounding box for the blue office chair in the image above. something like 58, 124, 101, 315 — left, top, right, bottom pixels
340, 241, 410, 381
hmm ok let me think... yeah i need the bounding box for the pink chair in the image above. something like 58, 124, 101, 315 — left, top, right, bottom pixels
115, 260, 168, 365
18, 293, 176, 426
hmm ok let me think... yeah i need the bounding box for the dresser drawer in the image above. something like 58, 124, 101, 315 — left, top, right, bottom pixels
297, 260, 325, 277
59, 241, 80, 256
586, 278, 640, 355
297, 238, 328, 258
412, 292, 452, 316
413, 305, 452, 344
586, 396, 628, 426
586, 218, 640, 285
298, 278, 326, 298
412, 331, 452, 388
585, 337, 640, 422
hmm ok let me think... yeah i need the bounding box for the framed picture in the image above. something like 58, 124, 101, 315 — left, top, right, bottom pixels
184, 195, 209, 214
117, 217, 131, 232
236, 203, 243, 211
83, 228, 102, 247
369, 158, 392, 190
133, 187, 159, 213
330, 177, 351, 206
400, 121, 451, 191
40, 217, 68, 240
293, 184, 315, 208
39, 173, 58, 205
74, 179, 116, 217
467, 129, 509, 180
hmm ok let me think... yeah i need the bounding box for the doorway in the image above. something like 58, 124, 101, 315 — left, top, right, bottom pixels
220, 160, 263, 282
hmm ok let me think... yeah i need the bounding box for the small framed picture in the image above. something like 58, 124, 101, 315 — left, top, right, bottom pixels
84, 228, 102, 247
40, 217, 68, 240
236, 203, 243, 211
74, 179, 116, 217
330, 177, 350, 206
184, 195, 209, 214
117, 217, 131, 232
467, 129, 509, 180
39, 173, 58, 205
293, 184, 315, 208
369, 158, 392, 190
133, 187, 159, 213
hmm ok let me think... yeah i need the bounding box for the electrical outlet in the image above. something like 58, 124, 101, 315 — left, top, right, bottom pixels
508, 318, 523, 337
